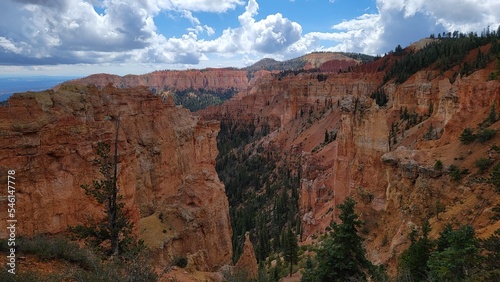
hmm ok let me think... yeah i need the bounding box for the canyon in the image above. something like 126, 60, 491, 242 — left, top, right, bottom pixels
198, 48, 500, 275
1, 44, 499, 280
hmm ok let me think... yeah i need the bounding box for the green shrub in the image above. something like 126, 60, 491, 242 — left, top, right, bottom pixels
491, 163, 500, 191
459, 128, 475, 144
481, 103, 498, 127
449, 165, 464, 181
476, 128, 496, 143
171, 256, 188, 268
434, 159, 444, 171
474, 157, 493, 173
122, 255, 159, 282
491, 144, 500, 152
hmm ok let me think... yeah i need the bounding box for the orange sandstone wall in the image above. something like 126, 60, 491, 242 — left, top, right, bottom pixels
0, 84, 232, 271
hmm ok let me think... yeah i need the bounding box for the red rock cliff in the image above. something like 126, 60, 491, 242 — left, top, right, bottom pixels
60, 68, 248, 92
0, 84, 232, 271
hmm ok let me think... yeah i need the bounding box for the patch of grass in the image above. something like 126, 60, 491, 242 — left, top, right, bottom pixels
0, 235, 158, 282
2, 235, 97, 271
0, 267, 64, 282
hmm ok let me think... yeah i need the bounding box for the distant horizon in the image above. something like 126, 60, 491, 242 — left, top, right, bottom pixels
0, 75, 81, 101
0, 50, 376, 78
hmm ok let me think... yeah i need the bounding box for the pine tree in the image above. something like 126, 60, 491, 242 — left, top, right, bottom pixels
256, 212, 270, 262
428, 225, 480, 281
488, 103, 497, 125
459, 127, 475, 144
283, 227, 299, 277
69, 117, 134, 256
480, 229, 500, 280
314, 197, 374, 281
490, 163, 500, 191
398, 220, 433, 281
301, 255, 318, 282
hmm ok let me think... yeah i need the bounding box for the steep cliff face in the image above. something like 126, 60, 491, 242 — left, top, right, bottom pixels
0, 84, 232, 271
59, 68, 248, 92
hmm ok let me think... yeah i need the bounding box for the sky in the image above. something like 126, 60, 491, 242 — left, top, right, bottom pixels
1, 0, 499, 76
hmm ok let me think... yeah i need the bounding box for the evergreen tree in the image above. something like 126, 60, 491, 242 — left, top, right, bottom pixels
314, 197, 374, 281
283, 227, 299, 277
69, 117, 135, 256
488, 103, 497, 125
255, 212, 271, 262
428, 225, 480, 281
398, 220, 433, 281
301, 255, 318, 282
479, 229, 500, 280
491, 163, 500, 191
434, 159, 444, 171
459, 127, 475, 144
370, 88, 388, 107
435, 224, 453, 252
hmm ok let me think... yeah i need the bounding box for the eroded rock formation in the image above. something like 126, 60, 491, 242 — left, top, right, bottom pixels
0, 84, 232, 271
234, 232, 258, 280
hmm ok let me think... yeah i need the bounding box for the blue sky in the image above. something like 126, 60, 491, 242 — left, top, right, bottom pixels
1, 0, 499, 76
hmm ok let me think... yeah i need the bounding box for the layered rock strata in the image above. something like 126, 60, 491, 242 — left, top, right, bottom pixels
0, 84, 232, 271
59, 69, 249, 92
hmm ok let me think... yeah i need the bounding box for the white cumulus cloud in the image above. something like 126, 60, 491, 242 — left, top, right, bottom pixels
1, 0, 500, 72
198, 0, 302, 55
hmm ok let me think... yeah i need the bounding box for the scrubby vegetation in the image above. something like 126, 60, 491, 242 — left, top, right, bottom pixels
476, 128, 497, 143
434, 159, 444, 171
475, 157, 493, 173
0, 235, 157, 282
460, 127, 497, 144
171, 256, 188, 268
491, 163, 500, 191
